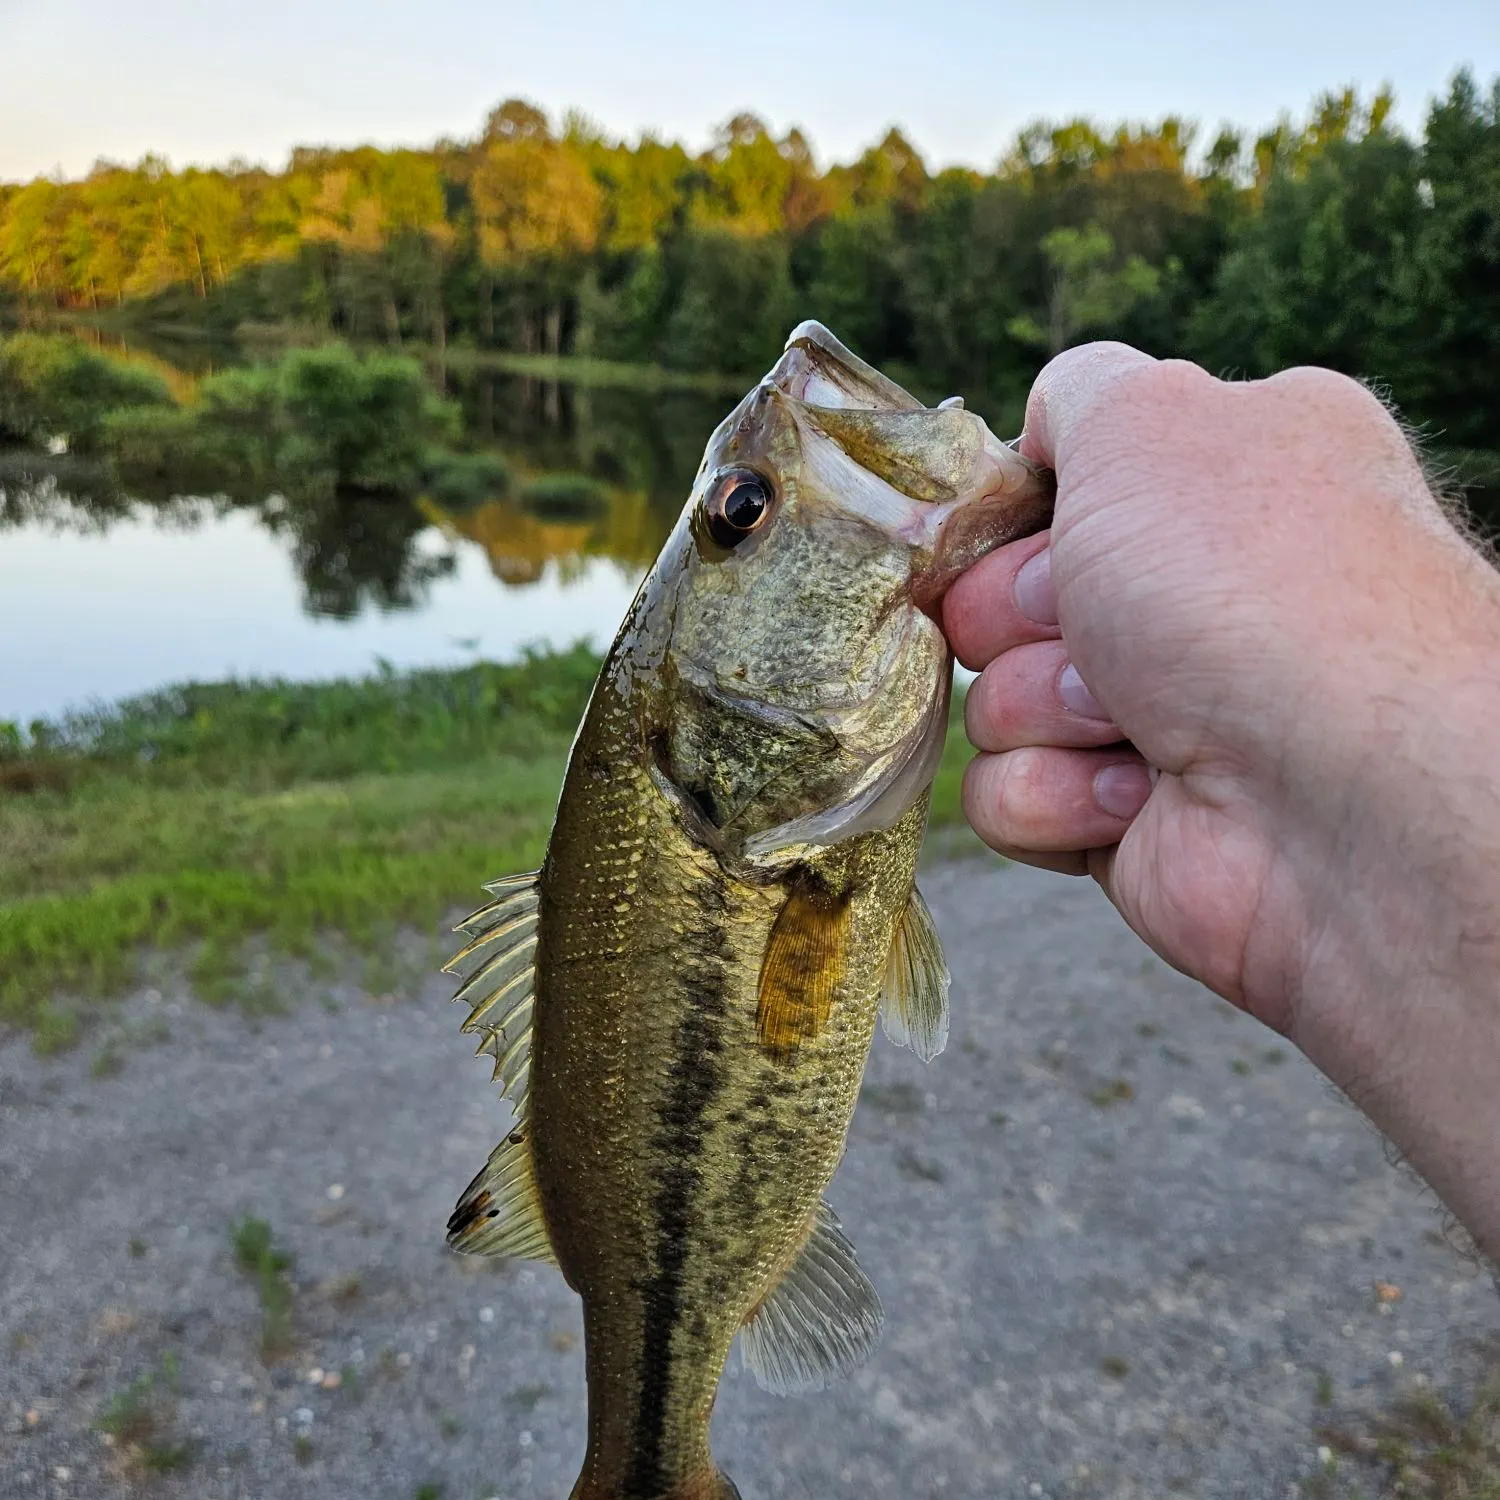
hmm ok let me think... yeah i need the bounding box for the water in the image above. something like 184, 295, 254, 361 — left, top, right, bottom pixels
0, 357, 732, 724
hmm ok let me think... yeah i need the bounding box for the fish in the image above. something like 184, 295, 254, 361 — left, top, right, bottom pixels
444, 322, 1054, 1500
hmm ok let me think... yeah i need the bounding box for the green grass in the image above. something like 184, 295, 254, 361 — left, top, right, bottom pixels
1316, 1365, 1500, 1498
94, 1352, 196, 1473
0, 646, 981, 1037
230, 1215, 296, 1357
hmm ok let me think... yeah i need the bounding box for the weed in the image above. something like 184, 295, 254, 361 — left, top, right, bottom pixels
127, 1236, 148, 1259
230, 1215, 296, 1357
414, 1484, 445, 1500
91, 1042, 124, 1078
507, 1382, 553, 1410
438, 1411, 464, 1438
1100, 1356, 1130, 1379
1317, 1371, 1336, 1406
94, 1353, 195, 1472
1231, 1058, 1253, 1076
1089, 1078, 1135, 1108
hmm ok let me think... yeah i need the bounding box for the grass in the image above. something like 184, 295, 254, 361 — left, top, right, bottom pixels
230, 1215, 296, 1357
1314, 1369, 1500, 1498
0, 645, 979, 1037
94, 1352, 196, 1473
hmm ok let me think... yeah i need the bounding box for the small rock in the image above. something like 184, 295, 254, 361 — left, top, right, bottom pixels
307, 1368, 324, 1385
479, 1306, 496, 1325
1374, 1281, 1403, 1303
321, 1371, 342, 1390
326, 1184, 345, 1201
294, 1406, 314, 1426
25, 1408, 40, 1426
1388, 1350, 1404, 1367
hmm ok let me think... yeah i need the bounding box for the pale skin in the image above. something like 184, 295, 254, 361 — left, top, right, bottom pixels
944, 342, 1500, 1259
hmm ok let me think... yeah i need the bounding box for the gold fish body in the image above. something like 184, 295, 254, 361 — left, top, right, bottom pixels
445, 324, 1053, 1499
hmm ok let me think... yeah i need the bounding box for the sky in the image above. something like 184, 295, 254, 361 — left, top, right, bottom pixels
1, 0, 1496, 182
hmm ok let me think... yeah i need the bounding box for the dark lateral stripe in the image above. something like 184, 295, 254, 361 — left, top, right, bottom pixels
624, 873, 731, 1495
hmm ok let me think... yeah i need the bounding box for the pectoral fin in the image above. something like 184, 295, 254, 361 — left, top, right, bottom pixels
879, 885, 950, 1063
445, 872, 554, 1263
756, 881, 853, 1061
739, 1201, 883, 1395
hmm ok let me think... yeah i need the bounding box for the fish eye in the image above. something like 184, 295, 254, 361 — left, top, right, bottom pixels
703, 468, 774, 549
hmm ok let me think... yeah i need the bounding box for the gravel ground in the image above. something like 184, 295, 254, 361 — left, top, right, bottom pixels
2, 856, 1497, 1500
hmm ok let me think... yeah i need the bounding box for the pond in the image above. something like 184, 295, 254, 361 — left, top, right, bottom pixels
0, 342, 734, 725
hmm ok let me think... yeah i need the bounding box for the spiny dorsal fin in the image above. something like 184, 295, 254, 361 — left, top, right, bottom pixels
444, 872, 540, 1110
739, 1201, 883, 1394
879, 884, 950, 1063
445, 872, 553, 1263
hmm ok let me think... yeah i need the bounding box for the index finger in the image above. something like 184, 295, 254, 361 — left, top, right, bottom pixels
1018, 341, 1157, 472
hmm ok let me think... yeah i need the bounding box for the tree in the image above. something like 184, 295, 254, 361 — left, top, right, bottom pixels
1008, 225, 1163, 356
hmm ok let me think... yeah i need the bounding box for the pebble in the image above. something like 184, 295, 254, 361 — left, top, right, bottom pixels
479, 1306, 496, 1325
53, 1466, 71, 1482
1317, 1445, 1333, 1464
1388, 1350, 1404, 1367
326, 1183, 345, 1201
308, 1368, 324, 1385
294, 1406, 314, 1426
322, 1371, 342, 1390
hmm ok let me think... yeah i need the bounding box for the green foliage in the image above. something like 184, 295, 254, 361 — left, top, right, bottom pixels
519, 470, 609, 518
422, 447, 512, 509
1009, 226, 1164, 356
0, 332, 171, 448
182, 344, 460, 493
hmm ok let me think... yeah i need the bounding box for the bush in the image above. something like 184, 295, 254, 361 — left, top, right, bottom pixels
518, 471, 609, 519
0, 333, 173, 450
422, 449, 512, 510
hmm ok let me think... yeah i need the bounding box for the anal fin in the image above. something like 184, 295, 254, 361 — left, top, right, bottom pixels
739, 1201, 883, 1395
880, 884, 950, 1063
447, 1127, 555, 1262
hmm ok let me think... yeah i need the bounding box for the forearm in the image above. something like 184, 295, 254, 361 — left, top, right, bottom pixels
1282, 542, 1500, 1256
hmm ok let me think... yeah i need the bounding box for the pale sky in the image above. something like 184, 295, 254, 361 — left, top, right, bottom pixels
1, 0, 1496, 182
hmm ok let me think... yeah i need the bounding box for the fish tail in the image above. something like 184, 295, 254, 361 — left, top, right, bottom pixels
568, 1464, 742, 1499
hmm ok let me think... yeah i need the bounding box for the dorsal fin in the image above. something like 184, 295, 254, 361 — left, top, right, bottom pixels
738, 1201, 883, 1394
879, 884, 950, 1063
444, 872, 553, 1262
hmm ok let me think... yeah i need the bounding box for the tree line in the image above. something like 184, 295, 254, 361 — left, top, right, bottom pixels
2, 77, 1497, 449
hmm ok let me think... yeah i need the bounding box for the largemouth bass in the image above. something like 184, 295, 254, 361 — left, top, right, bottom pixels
445, 323, 1053, 1499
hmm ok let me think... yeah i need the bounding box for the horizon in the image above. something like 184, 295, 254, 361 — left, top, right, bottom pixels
1, 0, 1496, 183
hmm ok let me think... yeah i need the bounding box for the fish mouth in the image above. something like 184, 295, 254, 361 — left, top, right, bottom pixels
766, 322, 924, 413
762, 323, 1055, 604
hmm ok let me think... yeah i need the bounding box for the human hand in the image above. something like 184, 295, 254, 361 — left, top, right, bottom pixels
944, 343, 1500, 1253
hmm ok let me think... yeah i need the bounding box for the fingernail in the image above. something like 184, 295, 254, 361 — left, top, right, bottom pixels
1058, 662, 1107, 720
1013, 548, 1057, 625
1094, 762, 1153, 820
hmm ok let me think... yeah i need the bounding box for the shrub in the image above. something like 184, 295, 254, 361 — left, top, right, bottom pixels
0, 334, 173, 450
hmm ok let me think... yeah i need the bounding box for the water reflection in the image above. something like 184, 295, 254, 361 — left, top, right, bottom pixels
0, 367, 727, 603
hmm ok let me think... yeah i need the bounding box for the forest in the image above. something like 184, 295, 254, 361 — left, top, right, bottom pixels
2, 74, 1497, 452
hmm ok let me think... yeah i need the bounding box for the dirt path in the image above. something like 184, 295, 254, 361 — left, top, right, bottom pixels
2, 858, 1496, 1500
